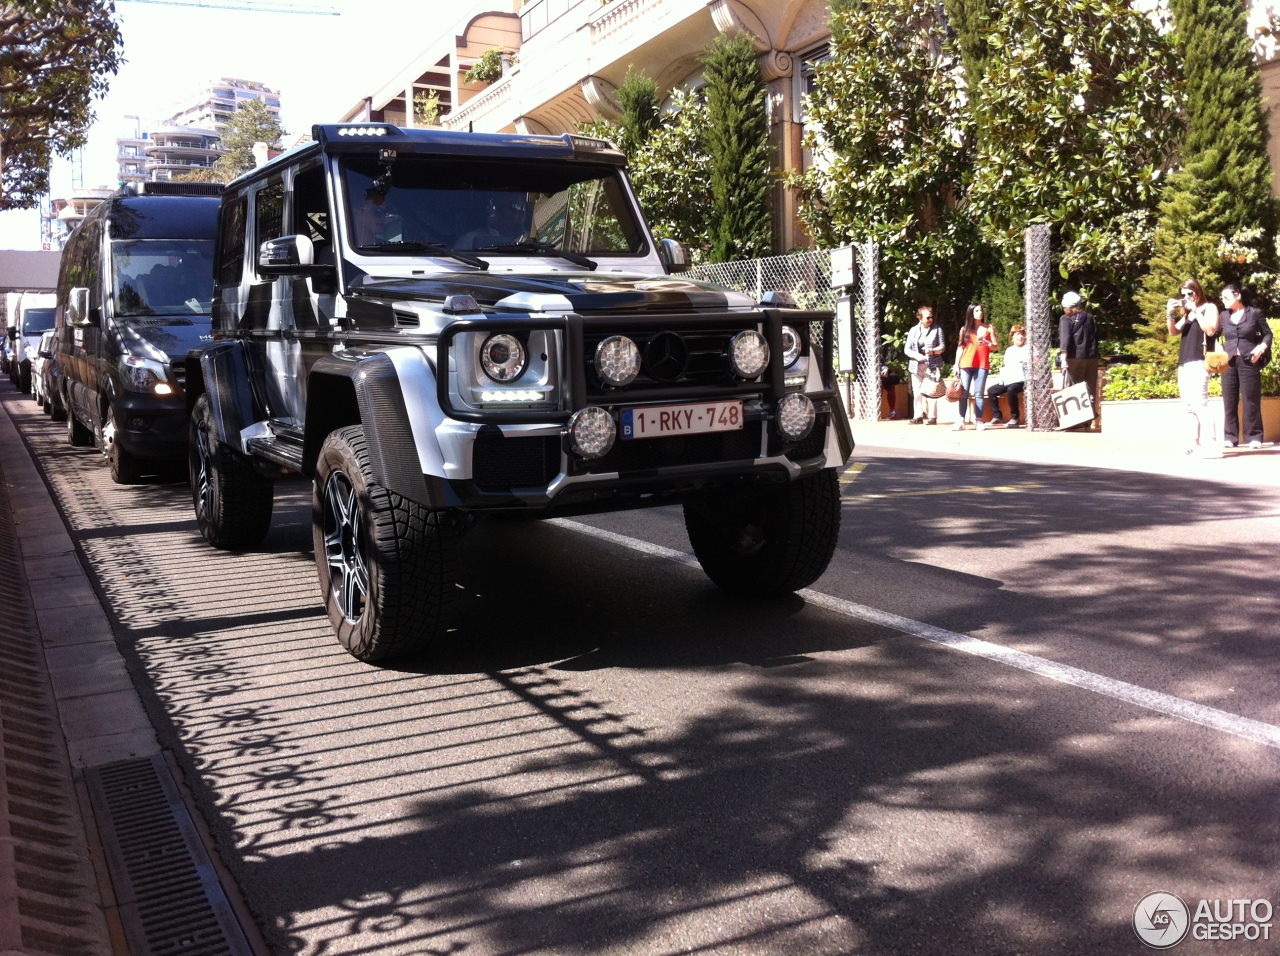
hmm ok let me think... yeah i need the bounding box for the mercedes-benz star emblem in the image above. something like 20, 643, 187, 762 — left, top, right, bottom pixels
644, 331, 689, 382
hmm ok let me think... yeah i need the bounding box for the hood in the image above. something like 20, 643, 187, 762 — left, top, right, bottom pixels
348, 273, 757, 313
116, 316, 214, 363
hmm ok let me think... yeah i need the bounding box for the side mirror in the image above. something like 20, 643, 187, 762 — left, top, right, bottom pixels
5, 328, 15, 341
38, 349, 53, 360
68, 287, 93, 327
657, 237, 690, 274
259, 234, 328, 275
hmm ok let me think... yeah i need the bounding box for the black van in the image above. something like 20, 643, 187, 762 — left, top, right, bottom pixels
55, 182, 221, 482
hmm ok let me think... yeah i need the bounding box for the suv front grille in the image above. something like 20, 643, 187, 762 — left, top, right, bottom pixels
582, 323, 760, 399
472, 431, 560, 490
574, 422, 762, 475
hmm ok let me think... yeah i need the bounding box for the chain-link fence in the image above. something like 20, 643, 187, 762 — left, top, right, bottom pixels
688, 251, 838, 311
689, 246, 881, 421
1023, 224, 1056, 431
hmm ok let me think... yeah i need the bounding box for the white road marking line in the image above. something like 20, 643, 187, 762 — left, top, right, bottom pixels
549, 518, 1280, 752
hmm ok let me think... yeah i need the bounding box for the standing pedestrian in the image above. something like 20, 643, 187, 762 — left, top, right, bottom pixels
904, 305, 945, 425
1218, 283, 1273, 449
987, 324, 1029, 427
953, 303, 998, 431
1058, 291, 1100, 429
1167, 279, 1221, 456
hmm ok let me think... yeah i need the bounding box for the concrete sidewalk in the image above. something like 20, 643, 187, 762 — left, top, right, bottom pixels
850, 417, 1280, 488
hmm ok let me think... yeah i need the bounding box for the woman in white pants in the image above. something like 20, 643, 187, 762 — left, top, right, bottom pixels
904, 306, 945, 424
1167, 279, 1221, 456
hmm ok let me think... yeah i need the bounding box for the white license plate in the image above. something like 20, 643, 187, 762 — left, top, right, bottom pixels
620, 400, 743, 440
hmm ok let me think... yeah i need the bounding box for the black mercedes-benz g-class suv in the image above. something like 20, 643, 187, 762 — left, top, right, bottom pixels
186, 123, 852, 662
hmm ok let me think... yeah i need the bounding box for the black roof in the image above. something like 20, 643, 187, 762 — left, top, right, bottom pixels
88, 193, 220, 240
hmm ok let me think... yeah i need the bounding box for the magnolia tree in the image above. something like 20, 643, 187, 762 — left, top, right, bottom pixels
789, 0, 993, 320
1, 0, 123, 209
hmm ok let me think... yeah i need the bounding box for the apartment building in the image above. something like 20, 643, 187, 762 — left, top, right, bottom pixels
343, 0, 831, 252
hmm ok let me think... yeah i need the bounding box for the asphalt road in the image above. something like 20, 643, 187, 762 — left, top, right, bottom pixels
8, 391, 1280, 956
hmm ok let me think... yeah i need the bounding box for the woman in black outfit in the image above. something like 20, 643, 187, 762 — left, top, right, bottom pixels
1217, 283, 1273, 448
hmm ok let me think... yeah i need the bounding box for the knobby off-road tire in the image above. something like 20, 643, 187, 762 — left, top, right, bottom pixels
101, 404, 144, 484
189, 393, 274, 549
312, 425, 460, 663
684, 468, 841, 596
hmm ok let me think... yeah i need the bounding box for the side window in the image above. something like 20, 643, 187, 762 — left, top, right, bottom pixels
292, 164, 331, 250
255, 180, 285, 253
218, 197, 247, 287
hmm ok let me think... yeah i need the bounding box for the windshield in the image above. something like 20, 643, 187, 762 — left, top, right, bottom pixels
341, 156, 646, 257
112, 239, 215, 317
22, 308, 54, 334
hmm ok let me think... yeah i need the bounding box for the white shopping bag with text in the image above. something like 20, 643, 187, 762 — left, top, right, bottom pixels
1054, 381, 1094, 429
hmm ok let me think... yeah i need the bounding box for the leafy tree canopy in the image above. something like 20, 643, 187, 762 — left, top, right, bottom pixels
968, 0, 1182, 271
1, 0, 123, 210
790, 0, 994, 321
215, 99, 285, 179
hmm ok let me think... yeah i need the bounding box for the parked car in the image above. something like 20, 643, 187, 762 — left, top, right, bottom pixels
33, 330, 66, 420
184, 123, 852, 663
54, 181, 220, 482
31, 330, 52, 408
9, 292, 55, 393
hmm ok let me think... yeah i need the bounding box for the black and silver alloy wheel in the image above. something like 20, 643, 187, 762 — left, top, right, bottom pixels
101, 404, 142, 484
188, 393, 273, 549
321, 468, 369, 625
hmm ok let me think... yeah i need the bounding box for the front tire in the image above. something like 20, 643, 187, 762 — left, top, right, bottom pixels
312, 425, 459, 663
101, 404, 144, 484
49, 386, 67, 422
684, 468, 842, 596
67, 407, 93, 447
189, 393, 274, 549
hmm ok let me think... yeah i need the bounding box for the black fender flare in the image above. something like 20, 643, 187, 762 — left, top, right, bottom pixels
305, 351, 459, 509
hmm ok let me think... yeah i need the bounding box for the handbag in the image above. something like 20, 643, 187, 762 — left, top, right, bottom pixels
1205, 337, 1229, 375
945, 377, 963, 402
921, 366, 946, 399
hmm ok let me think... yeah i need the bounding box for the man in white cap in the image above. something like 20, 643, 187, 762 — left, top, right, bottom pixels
1059, 290, 1100, 429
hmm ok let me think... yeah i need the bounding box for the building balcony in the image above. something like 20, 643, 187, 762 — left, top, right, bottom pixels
440, 73, 516, 133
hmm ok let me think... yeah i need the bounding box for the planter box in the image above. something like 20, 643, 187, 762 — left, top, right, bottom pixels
1102, 396, 1280, 446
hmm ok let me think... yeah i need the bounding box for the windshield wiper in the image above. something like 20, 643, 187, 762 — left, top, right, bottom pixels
474, 241, 598, 271
356, 241, 488, 270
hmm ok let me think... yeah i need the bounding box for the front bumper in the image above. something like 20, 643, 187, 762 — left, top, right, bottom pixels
112, 391, 190, 461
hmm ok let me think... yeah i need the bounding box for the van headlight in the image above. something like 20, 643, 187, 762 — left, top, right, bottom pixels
120, 355, 172, 394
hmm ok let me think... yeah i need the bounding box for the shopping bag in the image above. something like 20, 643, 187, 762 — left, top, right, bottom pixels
1054, 380, 1094, 429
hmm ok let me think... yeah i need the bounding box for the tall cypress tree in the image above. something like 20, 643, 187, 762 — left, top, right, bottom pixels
1138, 0, 1278, 363
615, 67, 660, 158
942, 0, 996, 94
702, 32, 773, 262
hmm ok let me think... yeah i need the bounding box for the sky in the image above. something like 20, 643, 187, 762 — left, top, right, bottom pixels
0, 0, 499, 250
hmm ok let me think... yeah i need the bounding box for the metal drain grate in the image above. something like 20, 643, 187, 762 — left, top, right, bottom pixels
84, 755, 253, 956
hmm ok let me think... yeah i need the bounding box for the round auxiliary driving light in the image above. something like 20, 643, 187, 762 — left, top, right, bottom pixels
480, 333, 527, 382
781, 325, 802, 368
776, 393, 816, 440
595, 335, 640, 386
567, 407, 616, 459
729, 329, 770, 379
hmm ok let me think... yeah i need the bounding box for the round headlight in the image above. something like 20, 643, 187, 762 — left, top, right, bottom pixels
729, 330, 770, 379
480, 333, 527, 382
595, 335, 640, 387
781, 325, 802, 368
567, 406, 616, 459
776, 393, 815, 440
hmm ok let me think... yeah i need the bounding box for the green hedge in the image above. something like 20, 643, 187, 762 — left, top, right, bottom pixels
1105, 318, 1280, 399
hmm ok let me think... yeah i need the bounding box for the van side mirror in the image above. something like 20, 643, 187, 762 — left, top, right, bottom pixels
259, 235, 329, 276
6, 327, 15, 341
68, 287, 93, 327
657, 237, 690, 274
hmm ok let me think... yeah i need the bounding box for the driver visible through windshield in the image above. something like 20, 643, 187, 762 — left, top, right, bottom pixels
113, 240, 215, 317
342, 156, 645, 260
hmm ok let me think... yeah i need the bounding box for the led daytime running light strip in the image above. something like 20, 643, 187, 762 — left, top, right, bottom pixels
478, 390, 545, 403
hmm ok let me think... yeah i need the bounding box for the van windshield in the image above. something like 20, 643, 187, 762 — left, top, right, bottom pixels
22, 309, 55, 334
341, 157, 646, 256
112, 240, 215, 317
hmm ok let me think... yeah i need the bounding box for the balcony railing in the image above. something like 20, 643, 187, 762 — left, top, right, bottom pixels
520, 0, 594, 41
440, 74, 516, 132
